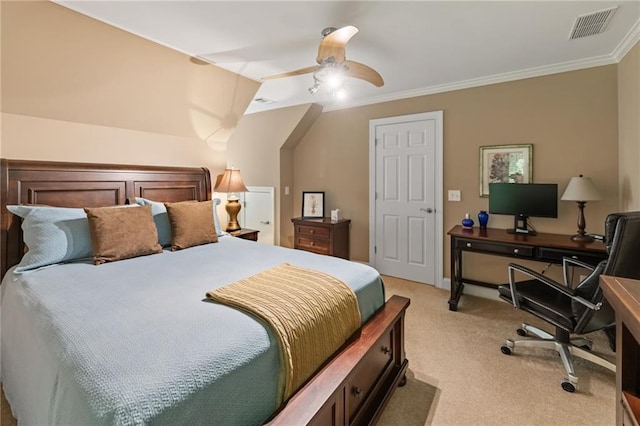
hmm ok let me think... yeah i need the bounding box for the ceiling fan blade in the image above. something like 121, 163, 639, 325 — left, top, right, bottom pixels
262, 65, 318, 81
317, 25, 359, 64
343, 60, 384, 87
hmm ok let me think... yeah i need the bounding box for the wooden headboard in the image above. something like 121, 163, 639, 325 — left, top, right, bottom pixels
0, 159, 212, 278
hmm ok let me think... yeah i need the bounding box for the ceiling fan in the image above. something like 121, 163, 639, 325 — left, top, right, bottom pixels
263, 25, 384, 95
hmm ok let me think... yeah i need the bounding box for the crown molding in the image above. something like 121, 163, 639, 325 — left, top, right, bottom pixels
613, 18, 640, 62
323, 54, 620, 113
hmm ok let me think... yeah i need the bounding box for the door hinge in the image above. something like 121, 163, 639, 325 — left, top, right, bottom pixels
374, 246, 377, 254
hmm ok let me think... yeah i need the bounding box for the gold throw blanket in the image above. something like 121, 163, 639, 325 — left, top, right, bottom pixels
206, 263, 361, 405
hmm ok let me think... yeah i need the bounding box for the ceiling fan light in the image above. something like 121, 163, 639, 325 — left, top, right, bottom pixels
335, 88, 347, 100
326, 74, 343, 89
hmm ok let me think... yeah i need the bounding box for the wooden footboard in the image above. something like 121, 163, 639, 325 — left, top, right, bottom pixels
267, 295, 410, 426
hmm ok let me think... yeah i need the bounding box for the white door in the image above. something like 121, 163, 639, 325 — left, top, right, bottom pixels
369, 111, 443, 286
239, 186, 275, 245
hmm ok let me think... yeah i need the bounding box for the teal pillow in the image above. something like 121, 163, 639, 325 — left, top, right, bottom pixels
7, 205, 94, 272
135, 197, 223, 241
134, 198, 172, 247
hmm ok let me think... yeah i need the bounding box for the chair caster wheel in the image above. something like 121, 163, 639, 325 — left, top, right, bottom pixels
501, 345, 512, 355
516, 328, 527, 336
561, 381, 576, 393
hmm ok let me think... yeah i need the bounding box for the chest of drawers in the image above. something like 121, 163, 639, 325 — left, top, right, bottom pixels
291, 217, 350, 259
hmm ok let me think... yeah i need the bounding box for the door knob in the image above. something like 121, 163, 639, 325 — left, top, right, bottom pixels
419, 208, 434, 213
260, 221, 270, 225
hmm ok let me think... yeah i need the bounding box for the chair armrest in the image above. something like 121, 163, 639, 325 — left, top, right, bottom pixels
562, 257, 596, 288
507, 263, 576, 309
507, 263, 602, 311
573, 296, 602, 311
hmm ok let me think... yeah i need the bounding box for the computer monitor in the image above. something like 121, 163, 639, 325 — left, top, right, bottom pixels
488, 183, 558, 235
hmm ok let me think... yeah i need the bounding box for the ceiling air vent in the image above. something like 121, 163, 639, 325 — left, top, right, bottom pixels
569, 6, 618, 40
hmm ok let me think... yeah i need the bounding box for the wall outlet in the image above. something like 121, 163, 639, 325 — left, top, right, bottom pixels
448, 190, 461, 201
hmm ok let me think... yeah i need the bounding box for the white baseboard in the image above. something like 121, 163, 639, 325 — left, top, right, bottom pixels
439, 277, 500, 301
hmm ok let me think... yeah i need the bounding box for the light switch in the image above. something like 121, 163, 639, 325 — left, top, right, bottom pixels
448, 190, 461, 201
284, 186, 290, 195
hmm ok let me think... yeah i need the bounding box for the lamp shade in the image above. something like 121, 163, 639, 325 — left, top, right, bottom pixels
561, 175, 601, 202
214, 169, 248, 193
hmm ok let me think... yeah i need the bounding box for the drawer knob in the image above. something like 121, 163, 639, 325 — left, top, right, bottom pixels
310, 241, 315, 246
381, 346, 391, 355
351, 386, 363, 398
513, 248, 519, 254
466, 243, 472, 248
310, 230, 314, 234
572, 255, 578, 259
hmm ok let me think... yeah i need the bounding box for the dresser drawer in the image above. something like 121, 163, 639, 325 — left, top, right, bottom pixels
456, 238, 534, 258
296, 236, 331, 255
296, 224, 331, 239
292, 217, 351, 259
347, 328, 394, 420
537, 247, 605, 266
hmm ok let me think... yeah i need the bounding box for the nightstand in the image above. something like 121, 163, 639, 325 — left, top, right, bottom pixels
291, 217, 350, 259
229, 228, 259, 242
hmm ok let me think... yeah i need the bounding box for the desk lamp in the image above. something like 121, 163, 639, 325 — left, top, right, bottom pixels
561, 175, 601, 242
214, 168, 248, 232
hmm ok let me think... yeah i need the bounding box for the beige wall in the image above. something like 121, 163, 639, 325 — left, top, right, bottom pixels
1, 1, 259, 174
227, 104, 318, 244
618, 41, 640, 211
294, 66, 620, 282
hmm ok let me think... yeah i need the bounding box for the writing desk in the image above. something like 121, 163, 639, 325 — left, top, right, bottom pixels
448, 225, 607, 311
600, 275, 640, 426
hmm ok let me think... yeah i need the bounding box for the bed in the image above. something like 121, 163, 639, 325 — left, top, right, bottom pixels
0, 159, 409, 425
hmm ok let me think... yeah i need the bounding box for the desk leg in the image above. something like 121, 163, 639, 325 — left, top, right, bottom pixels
448, 242, 464, 311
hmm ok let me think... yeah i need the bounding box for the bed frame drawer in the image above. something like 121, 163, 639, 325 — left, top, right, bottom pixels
347, 328, 394, 421
270, 296, 410, 426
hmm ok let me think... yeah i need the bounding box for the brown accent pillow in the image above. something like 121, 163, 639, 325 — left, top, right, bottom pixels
164, 200, 218, 250
84, 204, 163, 264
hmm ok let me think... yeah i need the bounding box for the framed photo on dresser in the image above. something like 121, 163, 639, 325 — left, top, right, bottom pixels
302, 191, 324, 218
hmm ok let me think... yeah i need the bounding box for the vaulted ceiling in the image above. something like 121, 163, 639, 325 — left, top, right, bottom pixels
56, 1, 640, 114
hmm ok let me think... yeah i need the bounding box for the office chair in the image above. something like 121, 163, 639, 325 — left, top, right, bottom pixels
498, 211, 640, 392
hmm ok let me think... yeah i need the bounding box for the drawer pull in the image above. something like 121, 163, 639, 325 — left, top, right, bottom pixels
310, 241, 315, 246
572, 255, 578, 259
466, 243, 472, 248
381, 346, 391, 355
310, 229, 314, 234
351, 386, 363, 398
513, 248, 519, 254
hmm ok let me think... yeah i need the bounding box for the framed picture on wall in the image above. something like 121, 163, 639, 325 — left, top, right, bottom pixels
302, 191, 325, 218
479, 144, 533, 197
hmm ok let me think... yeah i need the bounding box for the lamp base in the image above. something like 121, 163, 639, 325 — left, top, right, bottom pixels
570, 201, 594, 243
570, 233, 594, 243
225, 197, 242, 232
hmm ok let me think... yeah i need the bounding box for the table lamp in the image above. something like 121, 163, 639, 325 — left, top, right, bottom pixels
561, 175, 602, 242
214, 168, 248, 232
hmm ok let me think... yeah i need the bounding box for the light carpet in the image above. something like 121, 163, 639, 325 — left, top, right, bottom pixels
377, 275, 615, 426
